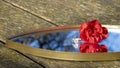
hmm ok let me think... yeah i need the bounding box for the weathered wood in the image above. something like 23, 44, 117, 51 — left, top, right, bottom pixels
0, 45, 45, 68
0, 0, 55, 41
0, 0, 120, 68
3, 0, 120, 25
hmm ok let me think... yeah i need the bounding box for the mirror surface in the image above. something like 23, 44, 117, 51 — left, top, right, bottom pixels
9, 30, 120, 52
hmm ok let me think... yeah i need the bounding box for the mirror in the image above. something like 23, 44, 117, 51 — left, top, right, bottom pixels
9, 30, 120, 52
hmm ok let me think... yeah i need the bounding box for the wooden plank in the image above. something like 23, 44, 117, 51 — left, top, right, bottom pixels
0, 0, 55, 41
0, 45, 45, 68
3, 0, 120, 25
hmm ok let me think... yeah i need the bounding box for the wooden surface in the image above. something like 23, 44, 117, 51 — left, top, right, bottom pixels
0, 0, 120, 68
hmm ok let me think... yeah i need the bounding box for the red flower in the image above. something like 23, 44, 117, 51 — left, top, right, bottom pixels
79, 20, 108, 53
80, 20, 108, 43
79, 43, 108, 53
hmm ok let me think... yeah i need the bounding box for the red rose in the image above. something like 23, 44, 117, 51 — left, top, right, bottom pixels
79, 43, 108, 53
80, 20, 108, 43
79, 20, 108, 53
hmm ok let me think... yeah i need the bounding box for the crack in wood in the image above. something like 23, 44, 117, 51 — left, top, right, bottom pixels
2, 0, 63, 26
12, 49, 49, 68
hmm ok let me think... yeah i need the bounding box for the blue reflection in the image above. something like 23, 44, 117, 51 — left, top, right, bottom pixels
100, 32, 120, 52
63, 31, 79, 47
49, 41, 58, 49
27, 40, 40, 48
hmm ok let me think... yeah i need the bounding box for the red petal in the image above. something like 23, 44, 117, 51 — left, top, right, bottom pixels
79, 43, 108, 53
100, 45, 108, 52
102, 27, 108, 39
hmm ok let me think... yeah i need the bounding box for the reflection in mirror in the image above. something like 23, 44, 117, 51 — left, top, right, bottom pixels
9, 30, 120, 52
